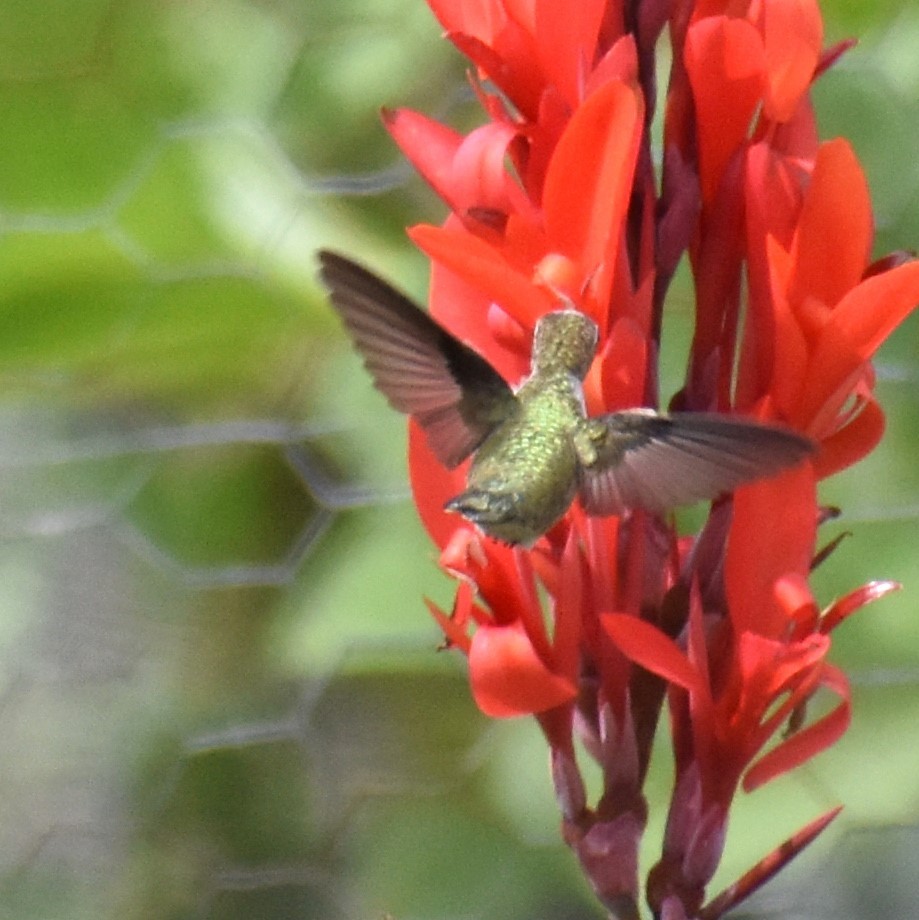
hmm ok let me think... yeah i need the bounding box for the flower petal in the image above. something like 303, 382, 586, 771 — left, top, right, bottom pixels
760, 0, 823, 123
603, 613, 702, 693
469, 621, 577, 717
827, 259, 919, 357
410, 223, 558, 329
425, 584, 476, 653
788, 139, 872, 313
799, 260, 919, 425
384, 108, 465, 208
427, 0, 504, 37
820, 580, 900, 634
813, 394, 885, 478
452, 122, 534, 217
726, 464, 817, 637
542, 78, 643, 318
595, 315, 649, 412
533, 0, 607, 107
448, 28, 545, 121
408, 418, 468, 549
743, 664, 850, 791
686, 16, 765, 207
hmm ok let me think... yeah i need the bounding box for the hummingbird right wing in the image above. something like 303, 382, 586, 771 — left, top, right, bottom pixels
576, 409, 815, 516
318, 251, 517, 468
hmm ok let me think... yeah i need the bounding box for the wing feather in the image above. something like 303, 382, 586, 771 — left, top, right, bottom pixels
318, 250, 516, 467
578, 410, 814, 515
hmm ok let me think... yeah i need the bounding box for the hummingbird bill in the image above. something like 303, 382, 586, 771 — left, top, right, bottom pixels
318, 250, 814, 546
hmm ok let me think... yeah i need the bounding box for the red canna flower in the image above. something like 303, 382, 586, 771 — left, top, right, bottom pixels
372, 0, 919, 916
427, 525, 583, 717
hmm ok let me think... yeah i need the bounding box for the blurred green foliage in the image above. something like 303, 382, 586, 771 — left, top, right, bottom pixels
0, 1, 917, 919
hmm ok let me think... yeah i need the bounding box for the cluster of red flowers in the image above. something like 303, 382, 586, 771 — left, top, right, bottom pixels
384, 1, 919, 917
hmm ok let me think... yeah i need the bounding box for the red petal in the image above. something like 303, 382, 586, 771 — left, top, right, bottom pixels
742, 143, 804, 412
383, 108, 465, 208
595, 316, 648, 411
726, 464, 816, 638
452, 122, 534, 217
830, 258, 919, 354
763, 244, 809, 420
439, 533, 549, 638
533, 0, 607, 108
385, 111, 532, 222
584, 34, 640, 98
686, 16, 766, 207
729, 632, 827, 731
764, 91, 819, 163
799, 261, 919, 426
813, 395, 885, 478
773, 573, 819, 632
744, 141, 805, 256
449, 30, 544, 122
821, 580, 900, 634
788, 140, 872, 314
408, 418, 468, 549
409, 223, 557, 328
427, 0, 505, 37
553, 529, 585, 681
425, 589, 474, 653
469, 622, 577, 717
542, 79, 643, 317
602, 613, 702, 693
685, 152, 747, 408
743, 664, 850, 790
760, 0, 823, 123
427, 223, 531, 384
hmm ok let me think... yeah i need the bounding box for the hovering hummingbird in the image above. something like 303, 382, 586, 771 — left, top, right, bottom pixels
318, 250, 814, 545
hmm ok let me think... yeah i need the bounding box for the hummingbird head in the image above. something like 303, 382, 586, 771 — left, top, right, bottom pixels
531, 310, 599, 379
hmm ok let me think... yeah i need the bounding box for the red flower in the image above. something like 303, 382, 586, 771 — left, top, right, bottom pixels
426, 525, 583, 717
375, 0, 919, 916
743, 138, 919, 474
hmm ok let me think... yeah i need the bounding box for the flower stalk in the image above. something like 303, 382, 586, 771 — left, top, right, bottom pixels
376, 1, 919, 916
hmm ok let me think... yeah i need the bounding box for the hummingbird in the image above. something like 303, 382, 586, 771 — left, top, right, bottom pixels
318, 250, 814, 545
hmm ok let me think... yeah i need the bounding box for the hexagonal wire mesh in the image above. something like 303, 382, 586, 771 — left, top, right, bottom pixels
0, 2, 917, 919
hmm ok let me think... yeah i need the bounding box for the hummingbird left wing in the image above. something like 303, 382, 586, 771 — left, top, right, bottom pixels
576, 410, 815, 516
318, 251, 517, 468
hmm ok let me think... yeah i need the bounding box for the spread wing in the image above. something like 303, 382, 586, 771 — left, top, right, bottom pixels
577, 410, 814, 516
318, 250, 516, 468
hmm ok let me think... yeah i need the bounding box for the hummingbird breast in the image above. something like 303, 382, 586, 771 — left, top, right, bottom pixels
445, 373, 585, 544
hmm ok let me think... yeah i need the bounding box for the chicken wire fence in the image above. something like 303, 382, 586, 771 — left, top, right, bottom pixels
1, 2, 919, 919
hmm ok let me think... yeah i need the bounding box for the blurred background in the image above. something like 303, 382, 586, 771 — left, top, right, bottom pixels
0, 2, 917, 918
